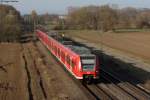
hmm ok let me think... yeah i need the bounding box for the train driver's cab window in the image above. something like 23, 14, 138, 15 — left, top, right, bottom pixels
81, 55, 95, 71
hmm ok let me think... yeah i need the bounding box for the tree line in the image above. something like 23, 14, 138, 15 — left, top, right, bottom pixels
9, 4, 150, 34
65, 5, 150, 31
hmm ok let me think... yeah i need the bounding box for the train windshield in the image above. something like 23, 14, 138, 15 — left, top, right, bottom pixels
81, 55, 95, 71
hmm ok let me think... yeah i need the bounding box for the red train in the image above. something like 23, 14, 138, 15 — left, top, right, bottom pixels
36, 30, 100, 82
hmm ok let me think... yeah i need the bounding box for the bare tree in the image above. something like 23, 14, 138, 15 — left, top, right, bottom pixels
67, 5, 117, 31
136, 11, 150, 28
98, 5, 118, 31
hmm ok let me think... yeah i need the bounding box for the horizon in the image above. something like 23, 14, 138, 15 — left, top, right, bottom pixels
2, 0, 150, 15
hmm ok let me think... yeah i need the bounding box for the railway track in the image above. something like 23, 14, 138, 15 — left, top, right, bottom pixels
82, 70, 150, 100
84, 83, 122, 100
100, 69, 150, 100
103, 67, 150, 94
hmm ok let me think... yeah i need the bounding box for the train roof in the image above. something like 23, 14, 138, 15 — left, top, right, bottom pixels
65, 45, 94, 56
47, 32, 95, 57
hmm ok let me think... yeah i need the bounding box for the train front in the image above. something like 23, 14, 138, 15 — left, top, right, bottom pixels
80, 54, 99, 83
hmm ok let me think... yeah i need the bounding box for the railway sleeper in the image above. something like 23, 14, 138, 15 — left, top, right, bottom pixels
118, 82, 150, 100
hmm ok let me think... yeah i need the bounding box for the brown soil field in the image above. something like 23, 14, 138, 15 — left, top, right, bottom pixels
66, 31, 150, 63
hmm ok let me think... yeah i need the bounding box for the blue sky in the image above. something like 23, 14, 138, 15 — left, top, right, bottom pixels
6, 0, 150, 14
